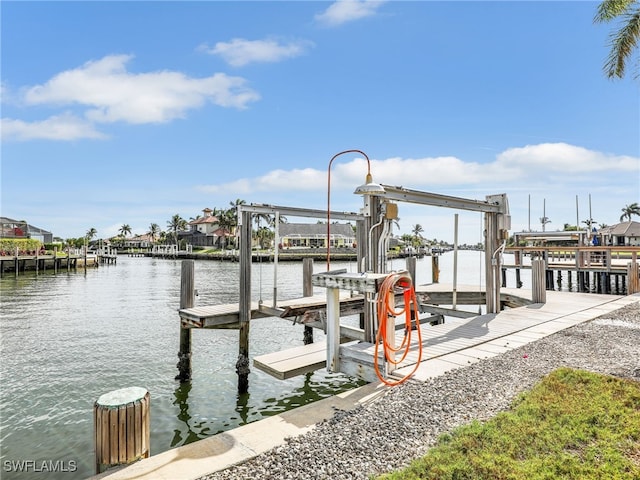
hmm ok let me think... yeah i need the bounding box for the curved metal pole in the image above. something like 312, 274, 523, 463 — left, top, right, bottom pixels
327, 149, 371, 271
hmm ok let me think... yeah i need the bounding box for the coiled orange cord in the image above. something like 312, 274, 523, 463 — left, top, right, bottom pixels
373, 272, 423, 386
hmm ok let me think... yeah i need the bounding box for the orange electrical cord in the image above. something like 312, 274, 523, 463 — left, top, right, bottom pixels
373, 272, 423, 386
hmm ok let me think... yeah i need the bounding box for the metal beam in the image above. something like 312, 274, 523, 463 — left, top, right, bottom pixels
238, 203, 365, 221
379, 185, 507, 214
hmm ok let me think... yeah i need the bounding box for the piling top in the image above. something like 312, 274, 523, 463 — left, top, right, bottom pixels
96, 387, 148, 407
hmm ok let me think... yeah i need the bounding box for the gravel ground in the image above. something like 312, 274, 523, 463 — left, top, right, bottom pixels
201, 300, 640, 480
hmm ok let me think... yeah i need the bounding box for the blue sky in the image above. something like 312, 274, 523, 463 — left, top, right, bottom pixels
2, 0, 638, 244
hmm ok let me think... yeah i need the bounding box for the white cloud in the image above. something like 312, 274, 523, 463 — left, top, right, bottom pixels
200, 38, 314, 67
199, 143, 639, 196
21, 54, 260, 124
1, 113, 107, 141
495, 143, 638, 173
315, 0, 387, 27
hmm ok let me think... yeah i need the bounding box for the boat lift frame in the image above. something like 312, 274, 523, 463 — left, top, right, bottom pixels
312, 185, 510, 375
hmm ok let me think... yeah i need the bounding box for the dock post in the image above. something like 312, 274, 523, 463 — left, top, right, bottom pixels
627, 262, 640, 294
302, 258, 314, 345
326, 285, 340, 373
237, 209, 252, 394
176, 260, 195, 382
94, 387, 150, 474
405, 256, 417, 286
14, 247, 19, 278
431, 254, 439, 283
532, 259, 546, 303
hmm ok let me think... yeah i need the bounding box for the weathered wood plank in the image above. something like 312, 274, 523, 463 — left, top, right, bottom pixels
253, 342, 326, 380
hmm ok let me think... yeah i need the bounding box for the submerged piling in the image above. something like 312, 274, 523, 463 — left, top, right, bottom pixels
302, 258, 314, 345
176, 260, 195, 382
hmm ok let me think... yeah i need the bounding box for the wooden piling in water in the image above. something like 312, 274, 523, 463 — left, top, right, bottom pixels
94, 387, 150, 474
302, 258, 314, 345
176, 260, 195, 382
237, 210, 252, 394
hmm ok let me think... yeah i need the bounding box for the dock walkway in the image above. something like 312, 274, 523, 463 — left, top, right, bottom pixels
92, 290, 640, 480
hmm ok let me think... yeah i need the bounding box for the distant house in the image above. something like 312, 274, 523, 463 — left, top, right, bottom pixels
182, 208, 231, 248
123, 233, 153, 248
599, 221, 640, 246
279, 223, 355, 249
0, 217, 53, 243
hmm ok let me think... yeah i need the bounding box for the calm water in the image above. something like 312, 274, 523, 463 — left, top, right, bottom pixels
0, 251, 527, 479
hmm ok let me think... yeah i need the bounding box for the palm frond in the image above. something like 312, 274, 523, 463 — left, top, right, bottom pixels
604, 8, 640, 78
594, 0, 635, 23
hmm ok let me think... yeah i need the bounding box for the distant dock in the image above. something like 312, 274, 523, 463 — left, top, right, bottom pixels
0, 250, 100, 276
503, 246, 639, 294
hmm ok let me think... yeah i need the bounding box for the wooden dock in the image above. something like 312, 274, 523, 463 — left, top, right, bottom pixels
253, 287, 639, 383
502, 246, 639, 294
0, 252, 99, 276
178, 282, 534, 380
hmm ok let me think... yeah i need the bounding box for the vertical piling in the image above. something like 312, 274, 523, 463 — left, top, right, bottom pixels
176, 260, 195, 382
514, 250, 523, 288
532, 258, 546, 303
431, 254, 440, 283
302, 258, 314, 345
405, 256, 417, 287
237, 209, 252, 394
627, 262, 640, 294
94, 387, 150, 474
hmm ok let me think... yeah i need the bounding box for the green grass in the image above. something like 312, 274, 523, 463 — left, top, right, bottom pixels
379, 368, 640, 480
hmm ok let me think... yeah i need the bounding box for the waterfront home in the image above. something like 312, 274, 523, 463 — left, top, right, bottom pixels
279, 223, 356, 249
183, 208, 231, 248
599, 221, 640, 246
122, 234, 153, 249
0, 216, 53, 243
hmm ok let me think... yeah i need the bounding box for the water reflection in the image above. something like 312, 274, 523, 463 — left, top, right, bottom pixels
171, 382, 199, 447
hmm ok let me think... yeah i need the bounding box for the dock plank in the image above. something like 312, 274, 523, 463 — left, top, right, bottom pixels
254, 342, 326, 380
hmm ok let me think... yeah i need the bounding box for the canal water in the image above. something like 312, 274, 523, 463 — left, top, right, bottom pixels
0, 251, 527, 479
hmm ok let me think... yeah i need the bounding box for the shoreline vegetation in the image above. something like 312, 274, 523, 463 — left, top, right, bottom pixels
380, 367, 640, 480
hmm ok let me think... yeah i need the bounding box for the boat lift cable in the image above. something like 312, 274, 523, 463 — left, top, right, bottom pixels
373, 271, 423, 387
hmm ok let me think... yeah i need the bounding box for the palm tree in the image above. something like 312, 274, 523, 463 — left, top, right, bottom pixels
256, 226, 273, 249
166, 214, 187, 245
253, 212, 271, 230
228, 199, 246, 237
86, 227, 97, 241
582, 218, 598, 230
217, 210, 235, 249
148, 223, 160, 243
594, 0, 640, 79
119, 224, 132, 239
620, 202, 640, 221
411, 224, 424, 247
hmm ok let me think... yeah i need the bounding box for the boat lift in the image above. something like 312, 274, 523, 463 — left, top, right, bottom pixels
311, 183, 510, 383
234, 163, 510, 387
